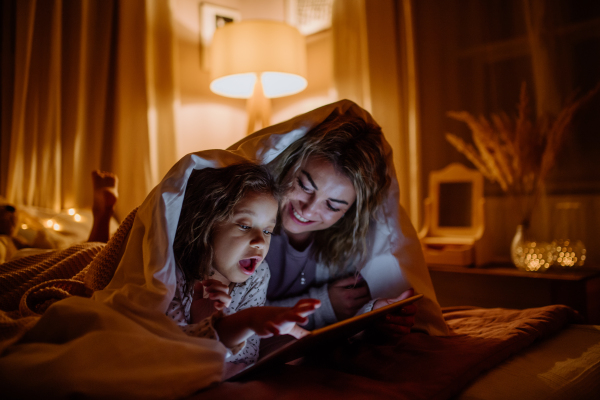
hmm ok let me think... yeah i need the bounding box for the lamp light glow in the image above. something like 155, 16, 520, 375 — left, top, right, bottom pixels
209, 20, 307, 134
209, 20, 307, 99
261, 72, 307, 98
210, 73, 257, 99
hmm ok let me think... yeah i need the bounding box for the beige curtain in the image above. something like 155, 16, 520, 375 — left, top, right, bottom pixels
523, 0, 563, 117
331, 0, 372, 111
332, 0, 421, 226
1, 0, 177, 220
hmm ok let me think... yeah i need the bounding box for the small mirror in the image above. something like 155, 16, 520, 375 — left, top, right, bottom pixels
438, 182, 472, 227
419, 163, 487, 266
424, 163, 484, 239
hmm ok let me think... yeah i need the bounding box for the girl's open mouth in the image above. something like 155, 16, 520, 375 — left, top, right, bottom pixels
239, 258, 259, 275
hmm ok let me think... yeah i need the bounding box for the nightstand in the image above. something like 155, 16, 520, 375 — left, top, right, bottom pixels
428, 263, 600, 324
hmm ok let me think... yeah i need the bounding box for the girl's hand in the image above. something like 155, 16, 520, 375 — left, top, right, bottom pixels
372, 288, 417, 337
249, 299, 321, 339
328, 275, 371, 321
190, 280, 231, 323
214, 299, 321, 348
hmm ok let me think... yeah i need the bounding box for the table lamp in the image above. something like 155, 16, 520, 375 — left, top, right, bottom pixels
209, 20, 307, 134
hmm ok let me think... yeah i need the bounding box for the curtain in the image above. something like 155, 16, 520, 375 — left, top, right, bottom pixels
0, 0, 177, 220
331, 0, 372, 111
523, 0, 563, 116
332, 0, 421, 227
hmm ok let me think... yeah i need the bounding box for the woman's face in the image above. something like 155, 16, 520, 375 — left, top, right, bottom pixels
280, 156, 356, 243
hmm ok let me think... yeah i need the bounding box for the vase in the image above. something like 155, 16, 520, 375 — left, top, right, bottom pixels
510, 223, 557, 272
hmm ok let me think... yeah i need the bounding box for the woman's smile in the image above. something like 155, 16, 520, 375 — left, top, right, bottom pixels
290, 204, 312, 224
280, 156, 356, 246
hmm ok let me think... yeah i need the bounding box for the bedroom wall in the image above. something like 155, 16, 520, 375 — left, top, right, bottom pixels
414, 0, 600, 265
171, 0, 336, 159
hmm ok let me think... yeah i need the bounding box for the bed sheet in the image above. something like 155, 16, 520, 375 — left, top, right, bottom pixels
1, 204, 119, 265
458, 324, 600, 400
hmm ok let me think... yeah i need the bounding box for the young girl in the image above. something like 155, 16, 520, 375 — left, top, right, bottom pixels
166, 162, 319, 366
0, 157, 320, 399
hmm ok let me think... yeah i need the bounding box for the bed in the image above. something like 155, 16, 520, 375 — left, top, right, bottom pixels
191, 306, 600, 400
1, 205, 599, 399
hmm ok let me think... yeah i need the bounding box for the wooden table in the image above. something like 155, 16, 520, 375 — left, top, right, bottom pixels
428, 263, 600, 324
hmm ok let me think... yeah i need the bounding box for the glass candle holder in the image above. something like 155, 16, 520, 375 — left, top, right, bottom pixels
511, 224, 556, 272
552, 202, 586, 268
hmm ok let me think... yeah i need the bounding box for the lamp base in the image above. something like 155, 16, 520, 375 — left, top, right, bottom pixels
246, 79, 271, 135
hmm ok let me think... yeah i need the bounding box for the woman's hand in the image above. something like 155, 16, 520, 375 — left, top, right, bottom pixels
328, 275, 371, 321
190, 279, 231, 323
214, 299, 321, 348
372, 288, 417, 337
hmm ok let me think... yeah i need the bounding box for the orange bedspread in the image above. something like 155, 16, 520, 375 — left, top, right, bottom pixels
193, 305, 581, 400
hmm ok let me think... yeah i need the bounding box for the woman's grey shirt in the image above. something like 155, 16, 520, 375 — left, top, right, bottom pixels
265, 231, 374, 330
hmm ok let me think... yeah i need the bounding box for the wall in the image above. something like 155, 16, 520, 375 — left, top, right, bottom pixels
171, 0, 336, 159
414, 0, 600, 266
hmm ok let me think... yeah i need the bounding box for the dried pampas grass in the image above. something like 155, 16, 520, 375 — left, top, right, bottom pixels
446, 82, 599, 223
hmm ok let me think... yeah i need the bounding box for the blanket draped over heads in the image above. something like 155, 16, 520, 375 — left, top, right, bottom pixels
100, 99, 445, 335
0, 99, 446, 399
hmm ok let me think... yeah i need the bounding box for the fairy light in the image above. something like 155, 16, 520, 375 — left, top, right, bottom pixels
45, 219, 54, 228
53, 223, 61, 231
68, 208, 76, 216
21, 224, 28, 230
74, 214, 82, 222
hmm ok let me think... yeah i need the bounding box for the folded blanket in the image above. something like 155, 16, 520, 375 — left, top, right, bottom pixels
0, 208, 137, 349
191, 305, 581, 400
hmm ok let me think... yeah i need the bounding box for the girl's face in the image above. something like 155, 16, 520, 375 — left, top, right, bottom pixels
280, 156, 356, 244
212, 191, 278, 283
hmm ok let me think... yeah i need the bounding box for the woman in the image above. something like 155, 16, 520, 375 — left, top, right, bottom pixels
226, 99, 448, 336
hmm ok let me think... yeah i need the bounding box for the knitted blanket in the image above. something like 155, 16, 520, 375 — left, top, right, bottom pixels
0, 208, 137, 349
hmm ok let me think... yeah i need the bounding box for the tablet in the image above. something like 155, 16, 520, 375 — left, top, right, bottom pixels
229, 293, 424, 381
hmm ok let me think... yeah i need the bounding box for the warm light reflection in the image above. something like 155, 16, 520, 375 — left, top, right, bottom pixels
554, 239, 586, 268
512, 240, 555, 272
21, 224, 28, 230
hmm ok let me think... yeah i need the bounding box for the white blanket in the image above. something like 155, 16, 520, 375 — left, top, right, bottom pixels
0, 99, 446, 399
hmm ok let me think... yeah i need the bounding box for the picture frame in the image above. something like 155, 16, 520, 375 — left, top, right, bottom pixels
199, 2, 241, 69
285, 0, 333, 36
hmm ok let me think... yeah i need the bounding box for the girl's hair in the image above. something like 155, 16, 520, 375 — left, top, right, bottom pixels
268, 111, 391, 272
173, 162, 280, 298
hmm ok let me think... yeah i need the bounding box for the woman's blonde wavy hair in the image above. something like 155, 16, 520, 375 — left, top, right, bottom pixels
267, 111, 391, 272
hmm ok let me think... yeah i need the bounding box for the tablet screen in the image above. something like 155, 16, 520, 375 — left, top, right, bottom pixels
230, 293, 423, 381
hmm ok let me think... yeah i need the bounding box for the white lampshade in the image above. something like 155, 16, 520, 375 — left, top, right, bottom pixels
209, 20, 307, 99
